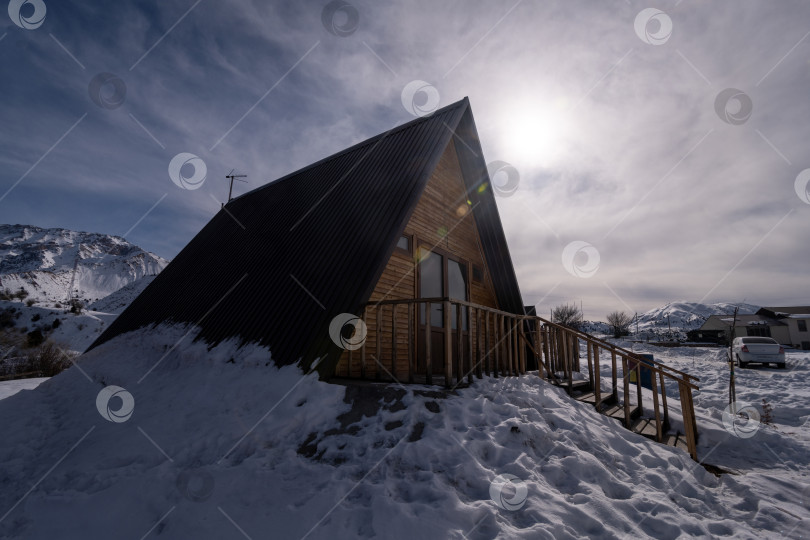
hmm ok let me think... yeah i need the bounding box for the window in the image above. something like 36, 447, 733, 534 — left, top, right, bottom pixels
746, 327, 771, 338
395, 235, 411, 255
799, 320, 808, 332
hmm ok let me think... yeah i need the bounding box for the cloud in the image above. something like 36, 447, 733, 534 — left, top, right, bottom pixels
1, 0, 809, 319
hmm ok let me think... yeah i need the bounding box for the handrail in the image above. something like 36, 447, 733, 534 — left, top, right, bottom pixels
357, 296, 699, 460
370, 297, 698, 385
533, 316, 699, 384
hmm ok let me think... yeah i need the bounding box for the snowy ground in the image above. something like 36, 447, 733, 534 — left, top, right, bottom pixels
0, 377, 48, 400
0, 300, 117, 353
0, 327, 808, 539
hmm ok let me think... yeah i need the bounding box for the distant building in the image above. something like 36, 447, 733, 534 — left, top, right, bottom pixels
757, 307, 810, 350
692, 314, 788, 345
693, 308, 810, 349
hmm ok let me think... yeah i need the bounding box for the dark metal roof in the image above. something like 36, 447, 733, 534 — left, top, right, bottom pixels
89, 97, 524, 373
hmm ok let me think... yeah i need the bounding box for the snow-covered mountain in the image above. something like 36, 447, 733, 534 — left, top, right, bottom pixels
582, 301, 761, 338
0, 224, 168, 304
634, 301, 759, 333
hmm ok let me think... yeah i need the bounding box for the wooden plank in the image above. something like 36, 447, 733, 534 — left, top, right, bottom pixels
360, 307, 367, 379
622, 356, 631, 429
516, 319, 526, 375
392, 304, 398, 381
485, 311, 491, 376
611, 347, 618, 404
444, 300, 452, 388
651, 366, 663, 442
586, 341, 594, 390
506, 317, 513, 376
475, 308, 482, 379
425, 302, 432, 385
455, 303, 463, 385
492, 313, 503, 379
376, 307, 383, 380
593, 345, 601, 408
408, 303, 414, 383
659, 371, 669, 430
467, 307, 474, 384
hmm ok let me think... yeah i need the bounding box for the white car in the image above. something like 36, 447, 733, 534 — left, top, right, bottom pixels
731, 337, 786, 368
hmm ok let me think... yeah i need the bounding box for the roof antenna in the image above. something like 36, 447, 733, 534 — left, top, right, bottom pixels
224, 169, 248, 206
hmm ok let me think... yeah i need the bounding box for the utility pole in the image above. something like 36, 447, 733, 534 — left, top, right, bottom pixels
224, 170, 248, 205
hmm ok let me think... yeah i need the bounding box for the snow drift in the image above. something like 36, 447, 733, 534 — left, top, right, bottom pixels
0, 326, 807, 539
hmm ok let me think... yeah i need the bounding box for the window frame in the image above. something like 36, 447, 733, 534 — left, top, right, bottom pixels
394, 233, 413, 256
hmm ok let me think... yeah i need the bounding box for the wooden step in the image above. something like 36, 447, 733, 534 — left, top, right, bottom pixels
631, 417, 658, 439
602, 404, 641, 421
551, 378, 590, 389
575, 392, 598, 405
664, 433, 690, 453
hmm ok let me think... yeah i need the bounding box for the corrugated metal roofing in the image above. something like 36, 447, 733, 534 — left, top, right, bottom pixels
89, 97, 524, 374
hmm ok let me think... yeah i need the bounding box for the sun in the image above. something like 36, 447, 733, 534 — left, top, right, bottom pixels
497, 98, 574, 167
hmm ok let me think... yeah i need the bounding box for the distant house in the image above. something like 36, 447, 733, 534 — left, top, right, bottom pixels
757, 307, 810, 350
693, 314, 788, 345
89, 98, 525, 382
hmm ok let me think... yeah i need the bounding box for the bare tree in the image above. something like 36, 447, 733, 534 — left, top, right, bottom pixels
552, 303, 582, 329
606, 311, 633, 338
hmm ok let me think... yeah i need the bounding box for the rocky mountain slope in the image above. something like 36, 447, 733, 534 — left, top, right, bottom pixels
0, 224, 167, 305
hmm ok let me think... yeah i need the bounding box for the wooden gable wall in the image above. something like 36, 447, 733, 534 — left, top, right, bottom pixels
334, 138, 500, 378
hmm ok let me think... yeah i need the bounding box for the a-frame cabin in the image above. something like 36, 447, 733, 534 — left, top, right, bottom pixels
89, 97, 702, 459
90, 98, 525, 385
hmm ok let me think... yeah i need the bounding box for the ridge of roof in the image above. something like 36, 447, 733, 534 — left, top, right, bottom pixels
228, 97, 470, 205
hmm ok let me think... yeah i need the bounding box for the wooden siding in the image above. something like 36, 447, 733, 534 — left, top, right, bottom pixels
335, 139, 501, 379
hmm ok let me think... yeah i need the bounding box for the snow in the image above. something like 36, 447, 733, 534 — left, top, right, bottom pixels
1, 327, 809, 538
583, 302, 762, 342
0, 300, 116, 353
0, 377, 48, 400
0, 224, 167, 305
86, 275, 157, 315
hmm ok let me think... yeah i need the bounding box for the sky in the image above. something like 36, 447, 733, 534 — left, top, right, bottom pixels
1, 0, 809, 320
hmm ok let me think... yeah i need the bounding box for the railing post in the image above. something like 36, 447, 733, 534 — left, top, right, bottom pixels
611, 347, 618, 404
467, 306, 474, 384
443, 300, 452, 388
622, 355, 631, 429
391, 304, 398, 381
651, 367, 663, 442
593, 344, 601, 408
564, 330, 573, 394
360, 306, 367, 379
455, 302, 463, 385
408, 303, 414, 383
586, 341, 594, 390
680, 384, 698, 460
485, 311, 491, 376
659, 371, 669, 431
543, 326, 551, 379
475, 308, 483, 379
493, 314, 500, 378
375, 306, 383, 380
636, 363, 643, 416
518, 319, 526, 374
425, 302, 432, 385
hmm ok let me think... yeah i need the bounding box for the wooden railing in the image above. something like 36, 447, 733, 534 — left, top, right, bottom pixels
338, 298, 699, 460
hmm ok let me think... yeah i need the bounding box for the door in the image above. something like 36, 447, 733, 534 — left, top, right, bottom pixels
416, 244, 469, 376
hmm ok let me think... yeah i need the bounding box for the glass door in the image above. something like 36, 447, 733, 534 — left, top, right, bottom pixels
416, 244, 470, 376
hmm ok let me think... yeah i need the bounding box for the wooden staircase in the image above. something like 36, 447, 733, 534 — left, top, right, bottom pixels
536, 322, 699, 458
341, 297, 701, 461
